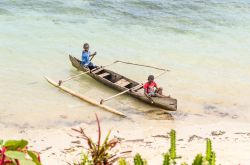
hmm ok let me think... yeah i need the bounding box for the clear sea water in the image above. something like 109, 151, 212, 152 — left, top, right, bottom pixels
0, 0, 250, 128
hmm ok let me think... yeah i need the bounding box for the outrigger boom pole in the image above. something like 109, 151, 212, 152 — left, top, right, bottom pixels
99, 63, 169, 104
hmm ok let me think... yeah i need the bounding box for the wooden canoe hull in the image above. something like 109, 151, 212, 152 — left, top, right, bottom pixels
69, 55, 177, 111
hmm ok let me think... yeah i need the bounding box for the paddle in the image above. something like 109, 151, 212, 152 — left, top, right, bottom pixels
145, 93, 155, 104
58, 60, 118, 86
90, 52, 97, 61
100, 84, 143, 104
58, 53, 97, 86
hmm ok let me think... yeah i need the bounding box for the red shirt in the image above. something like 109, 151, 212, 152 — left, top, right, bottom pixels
143, 81, 157, 94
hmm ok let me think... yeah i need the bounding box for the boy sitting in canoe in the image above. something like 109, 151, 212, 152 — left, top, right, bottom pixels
82, 43, 97, 70
144, 75, 167, 101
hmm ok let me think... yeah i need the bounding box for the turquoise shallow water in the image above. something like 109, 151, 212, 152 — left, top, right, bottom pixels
0, 0, 250, 127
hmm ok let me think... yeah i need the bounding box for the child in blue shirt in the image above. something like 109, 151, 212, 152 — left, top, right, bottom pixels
82, 43, 97, 70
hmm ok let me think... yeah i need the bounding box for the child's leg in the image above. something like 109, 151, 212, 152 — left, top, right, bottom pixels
88, 62, 96, 70
156, 87, 163, 95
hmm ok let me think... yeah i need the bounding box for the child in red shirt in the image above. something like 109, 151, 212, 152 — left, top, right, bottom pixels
143, 75, 163, 97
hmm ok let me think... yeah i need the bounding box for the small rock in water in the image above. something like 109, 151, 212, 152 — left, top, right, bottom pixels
27, 81, 38, 85
219, 112, 229, 117
194, 114, 203, 117
60, 115, 68, 119
232, 115, 238, 119
64, 147, 76, 153
152, 135, 169, 139
41, 146, 52, 152
204, 105, 216, 110
145, 109, 174, 120
71, 140, 81, 144
188, 135, 203, 142
234, 132, 247, 135
114, 135, 125, 141
145, 141, 153, 144
125, 139, 144, 142
211, 131, 225, 136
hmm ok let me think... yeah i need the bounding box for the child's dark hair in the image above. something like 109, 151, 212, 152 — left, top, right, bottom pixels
83, 43, 89, 47
148, 75, 154, 81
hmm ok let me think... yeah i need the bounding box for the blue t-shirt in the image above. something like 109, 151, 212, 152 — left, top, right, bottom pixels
81, 51, 91, 66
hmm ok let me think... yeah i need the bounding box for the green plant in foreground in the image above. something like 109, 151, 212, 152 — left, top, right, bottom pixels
134, 153, 147, 165
70, 114, 219, 165
181, 163, 188, 165
118, 158, 128, 165
162, 129, 178, 165
205, 139, 216, 165
169, 130, 176, 160
162, 153, 170, 165
210, 152, 216, 165
188, 139, 216, 165
72, 114, 131, 165
206, 139, 212, 162
75, 153, 91, 165
0, 139, 41, 165
192, 154, 203, 165
160, 130, 218, 165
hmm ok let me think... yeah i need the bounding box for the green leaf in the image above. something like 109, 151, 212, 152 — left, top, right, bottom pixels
192, 154, 203, 165
210, 152, 216, 165
134, 153, 147, 165
0, 139, 3, 147
162, 153, 170, 165
4, 139, 28, 150
19, 159, 37, 165
4, 151, 26, 160
98, 130, 111, 156
202, 156, 209, 165
80, 153, 91, 165
118, 158, 127, 165
206, 139, 212, 161
169, 129, 176, 160
27, 151, 42, 165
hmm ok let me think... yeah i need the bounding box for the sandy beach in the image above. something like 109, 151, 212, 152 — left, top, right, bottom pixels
1, 115, 250, 164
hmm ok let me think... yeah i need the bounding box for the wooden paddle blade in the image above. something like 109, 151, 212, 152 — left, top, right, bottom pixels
58, 80, 62, 86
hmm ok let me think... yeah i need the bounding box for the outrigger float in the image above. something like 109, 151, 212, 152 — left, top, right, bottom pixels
45, 55, 177, 117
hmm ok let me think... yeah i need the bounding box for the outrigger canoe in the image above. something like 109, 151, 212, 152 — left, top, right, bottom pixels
69, 55, 177, 111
